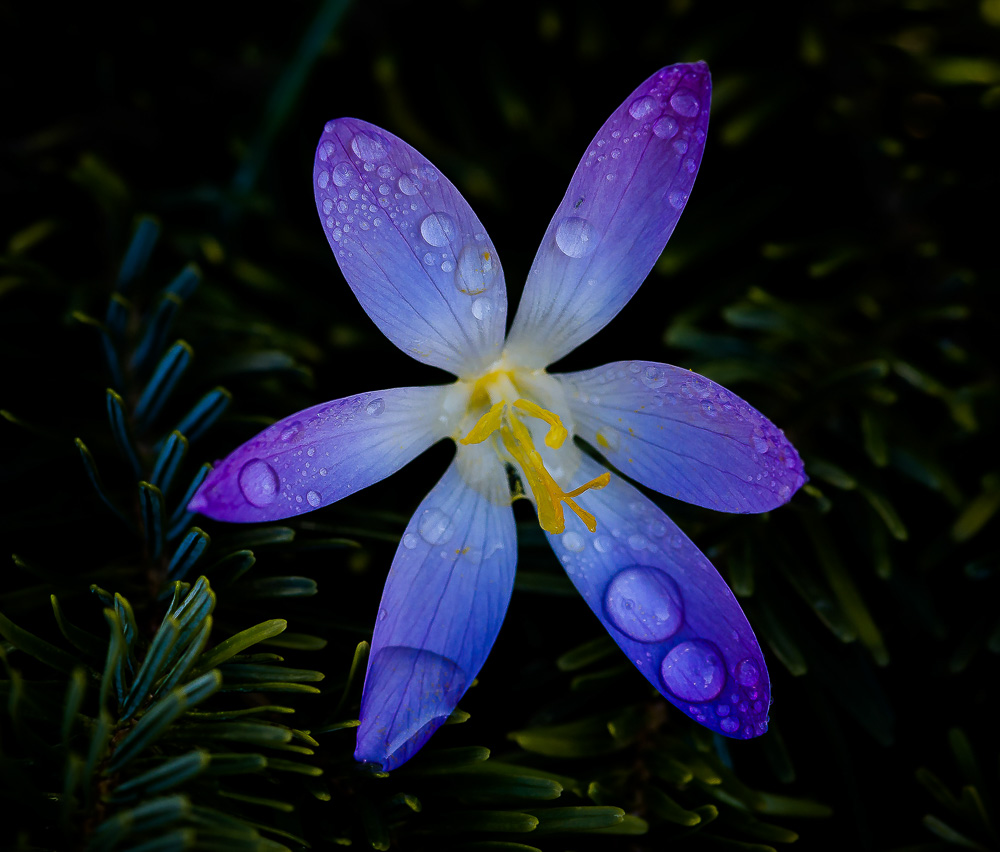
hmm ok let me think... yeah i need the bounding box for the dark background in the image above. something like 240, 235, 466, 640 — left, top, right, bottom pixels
2, 1, 998, 850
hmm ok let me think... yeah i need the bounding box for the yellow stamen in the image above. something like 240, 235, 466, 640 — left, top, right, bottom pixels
458, 393, 610, 534
512, 398, 568, 448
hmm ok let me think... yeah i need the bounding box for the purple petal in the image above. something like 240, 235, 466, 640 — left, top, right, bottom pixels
559, 361, 806, 513
315, 119, 506, 377
506, 62, 711, 368
356, 446, 517, 770
189, 385, 454, 523
546, 453, 770, 739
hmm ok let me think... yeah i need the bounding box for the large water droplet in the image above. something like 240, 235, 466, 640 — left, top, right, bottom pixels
471, 297, 491, 321
351, 131, 389, 162
398, 174, 421, 195
366, 398, 385, 417
562, 531, 585, 553
628, 95, 657, 119
420, 212, 457, 247
720, 716, 740, 734
652, 115, 679, 139
660, 640, 726, 703
640, 364, 667, 389
306, 490, 322, 508
455, 245, 498, 295
734, 657, 761, 686
332, 162, 355, 187
604, 566, 684, 643
555, 217, 598, 258
238, 459, 280, 508
418, 507, 454, 544
670, 89, 701, 118
356, 646, 467, 771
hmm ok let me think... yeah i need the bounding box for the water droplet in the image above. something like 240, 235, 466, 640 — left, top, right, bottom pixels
238, 459, 280, 508
412, 164, 438, 182
454, 245, 498, 295
628, 94, 657, 119
366, 398, 385, 417
420, 212, 457, 247
441, 259, 454, 273
673, 139, 689, 156
563, 531, 585, 553
603, 566, 685, 643
593, 535, 613, 553
306, 490, 322, 508
332, 162, 355, 187
322, 198, 334, 215
659, 640, 726, 702
555, 216, 598, 258
668, 190, 688, 210
318, 140, 336, 162
351, 131, 389, 162
398, 174, 421, 195
377, 608, 387, 621
357, 646, 467, 771
471, 297, 491, 321
652, 115, 679, 139
753, 436, 769, 453
641, 364, 667, 389
734, 658, 760, 686
670, 89, 700, 118
402, 532, 418, 550
418, 507, 454, 544
720, 716, 740, 734
716, 704, 730, 716
307, 446, 316, 457
279, 421, 302, 442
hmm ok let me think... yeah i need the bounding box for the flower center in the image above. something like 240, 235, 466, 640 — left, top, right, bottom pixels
457, 369, 610, 534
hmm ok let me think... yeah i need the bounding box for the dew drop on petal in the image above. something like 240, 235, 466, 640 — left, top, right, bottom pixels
412, 164, 438, 182
332, 162, 355, 187
418, 507, 454, 544
652, 115, 679, 139
670, 89, 701, 118
562, 531, 585, 553
734, 657, 761, 686
720, 716, 741, 734
660, 640, 726, 703
316, 170, 330, 189
604, 566, 684, 643
641, 364, 667, 389
628, 95, 657, 119
238, 460, 280, 508
471, 297, 491, 321
398, 174, 421, 195
455, 245, 498, 295
420, 212, 457, 247
555, 216, 598, 258
351, 131, 389, 162
306, 490, 322, 508
365, 398, 385, 417
668, 190, 688, 210
402, 532, 418, 550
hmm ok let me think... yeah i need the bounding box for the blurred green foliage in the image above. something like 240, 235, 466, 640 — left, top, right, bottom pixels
1, 0, 997, 849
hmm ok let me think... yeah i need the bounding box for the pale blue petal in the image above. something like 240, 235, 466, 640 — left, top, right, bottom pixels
355, 445, 517, 770
559, 361, 806, 512
506, 62, 711, 368
546, 453, 770, 739
315, 119, 507, 377
189, 385, 455, 523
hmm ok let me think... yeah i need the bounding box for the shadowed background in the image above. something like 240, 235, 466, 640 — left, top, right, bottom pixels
2, 1, 997, 850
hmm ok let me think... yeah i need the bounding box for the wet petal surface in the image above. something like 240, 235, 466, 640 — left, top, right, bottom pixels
315, 119, 507, 377
189, 385, 454, 522
545, 453, 770, 738
507, 62, 712, 368
559, 360, 806, 512
356, 446, 517, 770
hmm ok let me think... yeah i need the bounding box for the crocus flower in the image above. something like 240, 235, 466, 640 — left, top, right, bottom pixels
190, 61, 805, 771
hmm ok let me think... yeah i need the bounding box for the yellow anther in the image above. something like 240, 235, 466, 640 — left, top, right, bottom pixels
456, 378, 609, 535
460, 401, 505, 445
513, 398, 568, 448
